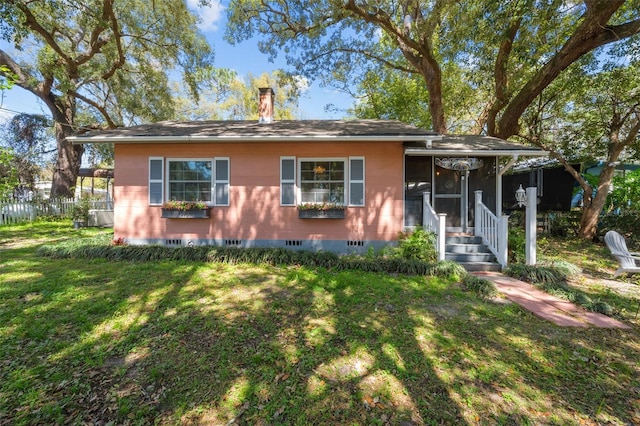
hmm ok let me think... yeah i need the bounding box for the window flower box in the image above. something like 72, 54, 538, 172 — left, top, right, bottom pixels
161, 201, 210, 219
161, 208, 210, 219
297, 203, 345, 219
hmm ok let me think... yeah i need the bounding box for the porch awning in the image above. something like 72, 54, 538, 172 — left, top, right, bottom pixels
404, 135, 547, 157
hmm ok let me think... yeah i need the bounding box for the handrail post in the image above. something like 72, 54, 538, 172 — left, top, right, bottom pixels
422, 191, 431, 230
525, 187, 537, 265
498, 214, 509, 268
474, 190, 483, 237
437, 213, 446, 261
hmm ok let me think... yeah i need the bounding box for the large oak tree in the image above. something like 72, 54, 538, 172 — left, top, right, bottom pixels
225, 0, 640, 138
0, 0, 213, 197
519, 64, 640, 238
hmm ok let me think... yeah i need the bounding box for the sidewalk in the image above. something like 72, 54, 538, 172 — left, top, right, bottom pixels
472, 271, 631, 329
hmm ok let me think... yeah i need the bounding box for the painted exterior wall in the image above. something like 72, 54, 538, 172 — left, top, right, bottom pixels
113, 140, 405, 252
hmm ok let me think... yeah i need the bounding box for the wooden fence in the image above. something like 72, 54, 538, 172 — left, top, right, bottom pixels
0, 198, 113, 226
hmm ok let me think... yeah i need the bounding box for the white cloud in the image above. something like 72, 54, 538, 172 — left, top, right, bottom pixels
186, 0, 225, 32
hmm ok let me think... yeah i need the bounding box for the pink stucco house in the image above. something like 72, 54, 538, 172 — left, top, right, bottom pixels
69, 89, 545, 268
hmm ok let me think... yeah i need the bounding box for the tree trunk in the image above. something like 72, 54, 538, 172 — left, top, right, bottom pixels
49, 97, 83, 198
577, 167, 614, 240
418, 60, 447, 134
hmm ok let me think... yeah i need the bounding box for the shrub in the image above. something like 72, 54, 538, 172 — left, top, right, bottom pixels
461, 274, 497, 299
598, 210, 640, 244
71, 196, 91, 223
547, 212, 577, 237
504, 264, 564, 284
36, 243, 463, 279
539, 259, 581, 278
508, 227, 526, 264
589, 300, 614, 316
396, 227, 437, 262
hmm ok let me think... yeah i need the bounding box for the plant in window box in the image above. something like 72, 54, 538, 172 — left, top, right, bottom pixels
297, 202, 346, 219
161, 200, 210, 218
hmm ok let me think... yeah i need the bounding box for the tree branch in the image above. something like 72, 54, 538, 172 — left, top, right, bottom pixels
15, 3, 77, 76
0, 48, 47, 101
487, 17, 522, 135
100, 0, 125, 80
496, 0, 639, 139
69, 89, 117, 129
74, 0, 112, 66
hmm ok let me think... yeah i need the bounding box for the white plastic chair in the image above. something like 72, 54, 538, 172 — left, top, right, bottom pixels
604, 230, 640, 278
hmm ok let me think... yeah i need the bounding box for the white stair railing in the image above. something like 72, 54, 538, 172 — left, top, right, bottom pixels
422, 192, 446, 261
474, 191, 508, 268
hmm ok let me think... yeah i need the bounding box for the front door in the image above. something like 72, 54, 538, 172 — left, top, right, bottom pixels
434, 165, 469, 232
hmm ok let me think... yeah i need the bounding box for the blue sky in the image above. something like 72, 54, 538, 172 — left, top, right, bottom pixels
0, 0, 354, 124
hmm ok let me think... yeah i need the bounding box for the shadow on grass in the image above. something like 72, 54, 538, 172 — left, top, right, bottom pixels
1, 227, 639, 425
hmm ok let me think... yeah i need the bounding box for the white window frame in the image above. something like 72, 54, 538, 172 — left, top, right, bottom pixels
297, 157, 347, 205
149, 157, 164, 206
165, 158, 215, 205
280, 156, 296, 206
349, 156, 365, 207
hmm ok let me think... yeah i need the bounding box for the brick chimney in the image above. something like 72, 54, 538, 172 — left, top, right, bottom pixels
258, 87, 275, 123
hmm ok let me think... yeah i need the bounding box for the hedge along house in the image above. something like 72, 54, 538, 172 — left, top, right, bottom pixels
68, 88, 546, 269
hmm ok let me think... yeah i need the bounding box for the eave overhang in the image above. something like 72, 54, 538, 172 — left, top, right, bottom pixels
68, 134, 440, 145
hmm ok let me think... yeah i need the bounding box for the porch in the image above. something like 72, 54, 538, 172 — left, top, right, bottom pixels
403, 135, 547, 270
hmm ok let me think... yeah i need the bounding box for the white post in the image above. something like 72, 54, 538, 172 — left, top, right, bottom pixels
422, 191, 430, 229
496, 165, 503, 217
474, 190, 483, 237
498, 215, 509, 268
525, 186, 537, 265
438, 213, 446, 261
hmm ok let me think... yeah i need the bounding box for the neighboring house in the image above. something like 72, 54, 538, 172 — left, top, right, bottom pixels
502, 163, 581, 212
68, 89, 546, 264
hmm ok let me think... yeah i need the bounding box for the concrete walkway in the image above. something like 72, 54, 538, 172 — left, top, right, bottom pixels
473, 271, 631, 329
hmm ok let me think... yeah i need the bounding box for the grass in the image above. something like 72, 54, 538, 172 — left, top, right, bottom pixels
537, 235, 640, 321
1, 221, 639, 425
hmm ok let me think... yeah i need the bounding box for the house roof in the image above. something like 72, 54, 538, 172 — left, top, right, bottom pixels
67, 120, 547, 157
67, 119, 439, 144
404, 135, 547, 157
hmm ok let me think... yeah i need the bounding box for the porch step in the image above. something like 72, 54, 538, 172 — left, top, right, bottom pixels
444, 234, 502, 272
446, 235, 483, 245
457, 262, 503, 272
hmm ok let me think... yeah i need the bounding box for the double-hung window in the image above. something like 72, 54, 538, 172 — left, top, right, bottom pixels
300, 160, 345, 204
280, 157, 366, 207
168, 160, 213, 202
149, 157, 230, 206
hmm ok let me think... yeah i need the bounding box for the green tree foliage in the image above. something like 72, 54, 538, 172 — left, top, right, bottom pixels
0, 64, 15, 91
352, 70, 432, 129
226, 0, 640, 137
175, 69, 304, 120
2, 114, 53, 166
609, 169, 640, 212
0, 0, 213, 197
0, 113, 53, 193
0, 148, 19, 198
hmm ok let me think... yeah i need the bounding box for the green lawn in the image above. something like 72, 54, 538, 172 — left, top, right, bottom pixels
1, 221, 639, 425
